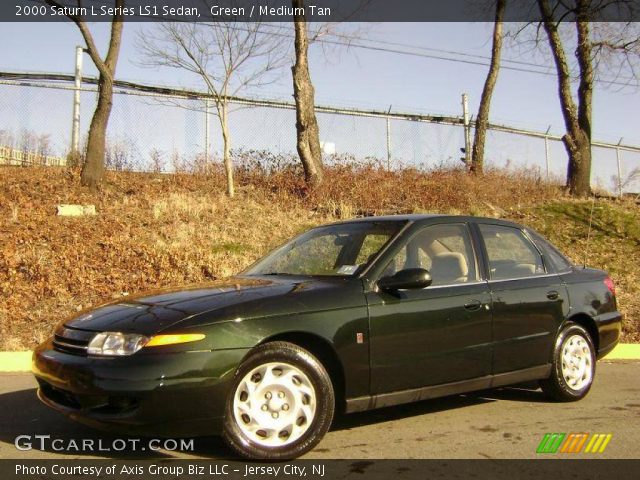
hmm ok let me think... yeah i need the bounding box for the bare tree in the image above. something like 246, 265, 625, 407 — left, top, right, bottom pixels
290, 0, 373, 189
138, 22, 288, 197
613, 166, 640, 194
46, 0, 124, 191
535, 0, 640, 196
292, 0, 325, 189
149, 148, 164, 173
471, 0, 506, 175
538, 0, 593, 196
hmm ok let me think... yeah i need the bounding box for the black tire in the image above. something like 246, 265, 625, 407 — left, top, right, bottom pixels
222, 341, 335, 460
540, 322, 596, 402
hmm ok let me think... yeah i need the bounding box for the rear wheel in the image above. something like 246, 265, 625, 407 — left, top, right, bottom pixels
540, 322, 596, 401
222, 341, 334, 459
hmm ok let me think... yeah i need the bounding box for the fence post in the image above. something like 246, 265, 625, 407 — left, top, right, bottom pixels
205, 98, 210, 161
616, 137, 623, 197
70, 45, 84, 165
462, 93, 471, 168
544, 126, 551, 181
386, 105, 392, 170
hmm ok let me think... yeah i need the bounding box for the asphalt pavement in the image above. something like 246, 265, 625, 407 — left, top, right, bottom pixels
1, 360, 638, 459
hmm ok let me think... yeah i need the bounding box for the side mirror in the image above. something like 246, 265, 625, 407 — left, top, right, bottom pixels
378, 268, 432, 292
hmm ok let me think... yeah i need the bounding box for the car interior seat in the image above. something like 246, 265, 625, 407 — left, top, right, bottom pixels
430, 252, 469, 284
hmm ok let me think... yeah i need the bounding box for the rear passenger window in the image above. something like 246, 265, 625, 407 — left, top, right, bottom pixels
479, 225, 545, 280
529, 232, 573, 272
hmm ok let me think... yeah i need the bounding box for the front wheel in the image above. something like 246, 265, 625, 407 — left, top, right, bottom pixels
540, 322, 596, 402
222, 341, 335, 460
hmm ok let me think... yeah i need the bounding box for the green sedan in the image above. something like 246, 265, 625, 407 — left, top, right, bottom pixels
32, 215, 622, 459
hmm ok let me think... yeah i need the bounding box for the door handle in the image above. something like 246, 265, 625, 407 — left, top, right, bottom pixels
464, 300, 482, 311
546, 290, 559, 300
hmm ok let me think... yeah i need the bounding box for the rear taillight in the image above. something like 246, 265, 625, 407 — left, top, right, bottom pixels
604, 277, 616, 296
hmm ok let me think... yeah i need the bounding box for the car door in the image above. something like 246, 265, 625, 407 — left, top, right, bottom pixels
366, 222, 493, 394
475, 222, 568, 374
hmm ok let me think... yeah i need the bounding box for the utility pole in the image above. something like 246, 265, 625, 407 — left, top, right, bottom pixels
616, 137, 623, 197
205, 97, 211, 161
544, 126, 551, 181
70, 45, 84, 166
462, 93, 471, 168
386, 105, 392, 170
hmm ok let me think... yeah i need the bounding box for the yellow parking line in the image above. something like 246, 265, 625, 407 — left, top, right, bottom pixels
603, 344, 640, 360
0, 343, 638, 372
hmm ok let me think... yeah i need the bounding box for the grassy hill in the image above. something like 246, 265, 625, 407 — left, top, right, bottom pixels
1, 165, 637, 350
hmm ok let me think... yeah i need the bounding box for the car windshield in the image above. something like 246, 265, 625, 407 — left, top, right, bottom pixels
245, 221, 405, 277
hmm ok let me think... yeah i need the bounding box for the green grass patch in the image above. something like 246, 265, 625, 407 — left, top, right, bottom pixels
210, 242, 250, 254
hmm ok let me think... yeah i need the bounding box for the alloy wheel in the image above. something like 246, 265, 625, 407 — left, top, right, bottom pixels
560, 334, 593, 391
232, 362, 317, 447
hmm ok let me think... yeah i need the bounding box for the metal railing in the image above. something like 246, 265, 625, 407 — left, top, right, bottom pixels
0, 70, 638, 194
0, 145, 66, 167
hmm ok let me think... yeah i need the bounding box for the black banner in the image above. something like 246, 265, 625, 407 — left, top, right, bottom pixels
2, 0, 640, 23
3, 460, 640, 480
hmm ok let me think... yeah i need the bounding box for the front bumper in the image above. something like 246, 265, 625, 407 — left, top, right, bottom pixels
32, 339, 249, 437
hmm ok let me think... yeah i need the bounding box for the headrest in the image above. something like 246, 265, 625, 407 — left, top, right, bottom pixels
431, 252, 469, 279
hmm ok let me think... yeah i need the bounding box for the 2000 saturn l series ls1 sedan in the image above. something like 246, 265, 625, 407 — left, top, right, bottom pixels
33, 215, 622, 459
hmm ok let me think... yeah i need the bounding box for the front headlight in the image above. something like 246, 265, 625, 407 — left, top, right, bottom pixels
87, 332, 149, 356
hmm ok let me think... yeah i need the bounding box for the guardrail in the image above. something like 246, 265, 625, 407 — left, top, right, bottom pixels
0, 145, 66, 167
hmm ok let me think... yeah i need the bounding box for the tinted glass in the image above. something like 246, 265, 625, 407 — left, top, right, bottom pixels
245, 221, 404, 277
479, 224, 545, 280
528, 231, 573, 272
383, 224, 478, 286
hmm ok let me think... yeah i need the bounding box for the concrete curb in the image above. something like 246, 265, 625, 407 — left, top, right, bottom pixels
603, 343, 640, 360
0, 344, 639, 372
0, 351, 32, 372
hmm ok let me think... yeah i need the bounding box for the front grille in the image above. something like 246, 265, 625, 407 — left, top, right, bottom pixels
39, 381, 82, 409
38, 379, 138, 415
52, 326, 95, 356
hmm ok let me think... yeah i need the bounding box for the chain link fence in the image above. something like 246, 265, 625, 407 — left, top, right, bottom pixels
1, 76, 639, 194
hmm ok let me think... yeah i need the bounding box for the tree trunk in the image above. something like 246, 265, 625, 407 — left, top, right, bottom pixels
221, 106, 235, 197
81, 74, 113, 191
571, 10, 594, 197
563, 130, 592, 196
292, 0, 324, 189
538, 0, 593, 196
471, 0, 505, 175
49, 0, 125, 192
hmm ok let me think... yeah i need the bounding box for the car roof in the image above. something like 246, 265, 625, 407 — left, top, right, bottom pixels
330, 214, 525, 229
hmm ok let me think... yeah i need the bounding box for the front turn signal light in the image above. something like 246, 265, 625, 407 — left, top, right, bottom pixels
145, 333, 206, 347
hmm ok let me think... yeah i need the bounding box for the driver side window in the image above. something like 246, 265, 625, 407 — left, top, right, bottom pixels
383, 224, 478, 286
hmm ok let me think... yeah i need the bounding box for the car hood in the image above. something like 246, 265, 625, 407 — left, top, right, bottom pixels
63, 276, 350, 335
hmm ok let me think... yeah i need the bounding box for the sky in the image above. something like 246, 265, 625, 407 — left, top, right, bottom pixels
1, 21, 639, 190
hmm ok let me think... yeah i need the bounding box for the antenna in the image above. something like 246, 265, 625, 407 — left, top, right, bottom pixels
583, 195, 596, 268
